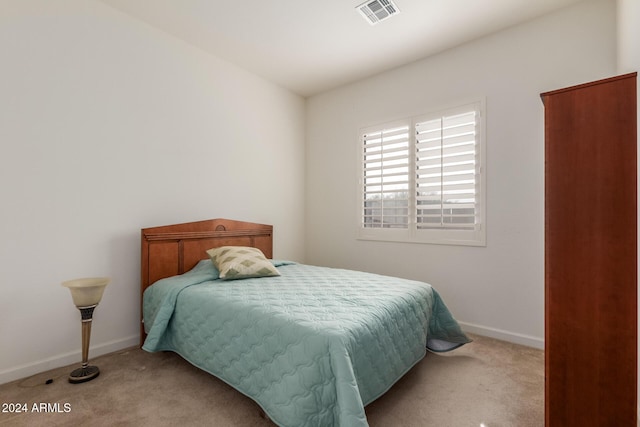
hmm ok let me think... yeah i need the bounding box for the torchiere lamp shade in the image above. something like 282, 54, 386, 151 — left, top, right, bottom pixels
62, 277, 109, 307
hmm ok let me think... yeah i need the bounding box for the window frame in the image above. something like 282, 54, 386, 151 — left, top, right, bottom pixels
357, 100, 486, 247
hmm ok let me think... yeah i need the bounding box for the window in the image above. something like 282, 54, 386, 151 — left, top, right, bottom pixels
359, 101, 485, 246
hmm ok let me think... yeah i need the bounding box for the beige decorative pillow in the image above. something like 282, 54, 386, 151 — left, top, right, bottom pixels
206, 246, 280, 280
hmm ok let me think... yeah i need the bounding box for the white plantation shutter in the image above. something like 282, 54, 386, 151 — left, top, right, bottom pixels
359, 101, 484, 246
362, 123, 410, 228
415, 108, 479, 230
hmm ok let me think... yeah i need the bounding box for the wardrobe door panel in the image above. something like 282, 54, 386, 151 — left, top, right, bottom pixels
543, 73, 637, 427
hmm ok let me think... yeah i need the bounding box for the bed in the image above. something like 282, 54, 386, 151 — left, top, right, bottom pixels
140, 218, 470, 427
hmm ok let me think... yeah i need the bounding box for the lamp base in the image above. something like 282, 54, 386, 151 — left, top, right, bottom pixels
68, 365, 100, 384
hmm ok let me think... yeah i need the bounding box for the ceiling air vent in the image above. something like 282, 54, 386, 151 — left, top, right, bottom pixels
357, 0, 400, 25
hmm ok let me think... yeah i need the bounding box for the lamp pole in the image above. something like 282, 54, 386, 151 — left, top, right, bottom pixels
69, 304, 99, 383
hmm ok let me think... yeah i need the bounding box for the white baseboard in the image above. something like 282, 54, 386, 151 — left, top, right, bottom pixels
0, 335, 139, 385
458, 321, 544, 350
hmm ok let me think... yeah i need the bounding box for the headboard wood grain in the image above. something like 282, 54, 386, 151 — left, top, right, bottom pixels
140, 218, 273, 345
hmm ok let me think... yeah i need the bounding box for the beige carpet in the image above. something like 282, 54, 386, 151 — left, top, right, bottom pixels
0, 334, 543, 426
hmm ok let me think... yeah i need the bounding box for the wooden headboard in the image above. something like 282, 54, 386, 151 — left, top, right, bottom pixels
140, 218, 273, 344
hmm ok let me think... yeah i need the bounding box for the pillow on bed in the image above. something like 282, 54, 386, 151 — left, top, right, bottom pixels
206, 246, 280, 280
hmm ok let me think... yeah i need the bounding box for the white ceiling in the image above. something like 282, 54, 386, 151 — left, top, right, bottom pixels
99, 0, 586, 97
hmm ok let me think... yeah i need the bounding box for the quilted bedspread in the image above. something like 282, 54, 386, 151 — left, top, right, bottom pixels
143, 260, 470, 427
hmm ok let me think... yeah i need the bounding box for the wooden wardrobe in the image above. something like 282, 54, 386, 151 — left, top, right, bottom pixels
542, 73, 637, 426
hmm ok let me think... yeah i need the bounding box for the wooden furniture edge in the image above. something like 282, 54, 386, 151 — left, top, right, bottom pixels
540, 72, 637, 101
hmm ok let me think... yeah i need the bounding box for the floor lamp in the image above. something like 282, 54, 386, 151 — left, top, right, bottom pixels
62, 277, 110, 384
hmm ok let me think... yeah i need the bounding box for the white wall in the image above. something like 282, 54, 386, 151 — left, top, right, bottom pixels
0, 0, 305, 384
616, 0, 640, 421
305, 0, 616, 348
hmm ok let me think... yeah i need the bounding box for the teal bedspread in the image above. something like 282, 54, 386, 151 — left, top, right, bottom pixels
143, 260, 470, 427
